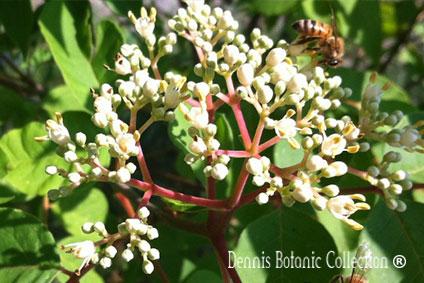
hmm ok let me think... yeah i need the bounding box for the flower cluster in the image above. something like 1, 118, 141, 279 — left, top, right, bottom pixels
62, 207, 159, 275
360, 73, 423, 152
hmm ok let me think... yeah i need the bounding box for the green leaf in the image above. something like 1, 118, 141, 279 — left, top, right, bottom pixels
52, 185, 109, 236
184, 270, 221, 283
39, 0, 98, 112
44, 85, 91, 115
0, 122, 68, 198
359, 199, 424, 282
273, 135, 304, 168
0, 86, 39, 128
0, 0, 33, 53
56, 235, 103, 283
0, 208, 60, 282
105, 0, 143, 16
247, 0, 298, 16
66, 0, 94, 59
234, 207, 339, 282
92, 20, 124, 83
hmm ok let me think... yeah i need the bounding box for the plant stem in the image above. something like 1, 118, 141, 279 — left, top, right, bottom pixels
137, 142, 153, 183
129, 179, 228, 210
211, 234, 241, 283
215, 149, 251, 158
258, 136, 281, 152
228, 161, 250, 209
115, 192, 136, 217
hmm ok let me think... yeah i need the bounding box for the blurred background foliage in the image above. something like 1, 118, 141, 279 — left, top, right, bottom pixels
0, 0, 423, 282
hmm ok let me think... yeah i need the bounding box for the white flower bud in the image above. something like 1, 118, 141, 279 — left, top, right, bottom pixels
46, 118, 71, 146
81, 222, 94, 233
45, 165, 58, 175
92, 112, 109, 128
138, 206, 150, 219
292, 184, 313, 203
143, 79, 160, 98
148, 248, 160, 260
126, 218, 148, 234
63, 240, 96, 259
100, 83, 114, 97
257, 84, 273, 104
266, 48, 286, 66
105, 246, 117, 258
246, 158, 263, 176
189, 138, 207, 155
237, 63, 254, 86
116, 167, 131, 183
315, 96, 332, 111
329, 161, 348, 176
223, 45, 239, 66
392, 170, 407, 181
287, 73, 307, 93
115, 55, 131, 75
256, 192, 269, 205
143, 260, 155, 274
313, 196, 328, 211
138, 240, 151, 252
100, 257, 112, 269
92, 167, 102, 177
326, 76, 342, 89
93, 221, 108, 236
118, 81, 136, 97
147, 227, 159, 240
378, 178, 391, 189
218, 11, 234, 29
75, 132, 86, 147
193, 82, 210, 99
126, 162, 137, 174
68, 172, 81, 184
306, 155, 328, 172
322, 185, 340, 197
211, 163, 229, 180
64, 151, 78, 163
390, 184, 403, 195
122, 249, 134, 262
252, 175, 266, 187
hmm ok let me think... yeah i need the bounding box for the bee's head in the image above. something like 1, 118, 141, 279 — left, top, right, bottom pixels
328, 58, 341, 67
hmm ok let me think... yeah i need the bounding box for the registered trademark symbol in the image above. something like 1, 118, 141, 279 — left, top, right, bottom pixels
393, 255, 406, 268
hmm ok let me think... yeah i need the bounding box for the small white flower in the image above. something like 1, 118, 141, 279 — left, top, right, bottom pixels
252, 175, 266, 187
189, 137, 207, 155
211, 163, 229, 180
143, 78, 161, 98
122, 249, 134, 262
134, 13, 155, 39
138, 240, 151, 252
92, 167, 102, 177
292, 183, 313, 203
193, 82, 210, 99
93, 221, 108, 237
266, 48, 286, 67
142, 260, 155, 274
105, 246, 117, 258
257, 84, 273, 104
322, 185, 340, 197
328, 161, 348, 176
64, 151, 78, 163
100, 83, 114, 98
187, 107, 209, 129
313, 196, 328, 211
223, 45, 239, 66
63, 240, 96, 273
314, 96, 331, 111
134, 69, 149, 86
99, 257, 112, 269
46, 118, 71, 146
287, 73, 307, 93
147, 227, 159, 240
256, 192, 269, 205
75, 132, 87, 147
126, 218, 148, 234
113, 133, 139, 159
321, 134, 347, 157
116, 167, 131, 183
115, 54, 132, 75
327, 195, 370, 230
68, 172, 81, 184
138, 206, 150, 219
81, 222, 94, 234
246, 157, 263, 176
237, 63, 254, 86
45, 165, 58, 175
118, 81, 136, 97
148, 248, 160, 260
270, 62, 296, 84
217, 10, 234, 29
94, 96, 113, 114
392, 170, 407, 181
306, 155, 328, 172
400, 128, 419, 148
275, 117, 297, 139
92, 112, 109, 128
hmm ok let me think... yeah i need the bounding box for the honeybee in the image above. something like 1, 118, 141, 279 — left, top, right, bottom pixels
290, 12, 345, 67
330, 243, 371, 283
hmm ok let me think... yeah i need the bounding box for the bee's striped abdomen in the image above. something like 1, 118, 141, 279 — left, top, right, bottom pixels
292, 19, 332, 37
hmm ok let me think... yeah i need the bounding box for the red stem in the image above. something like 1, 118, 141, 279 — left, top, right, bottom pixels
228, 161, 250, 209
215, 149, 251, 158
211, 234, 241, 283
258, 136, 281, 152
115, 192, 136, 217
129, 179, 228, 210
137, 142, 153, 183
231, 103, 252, 149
